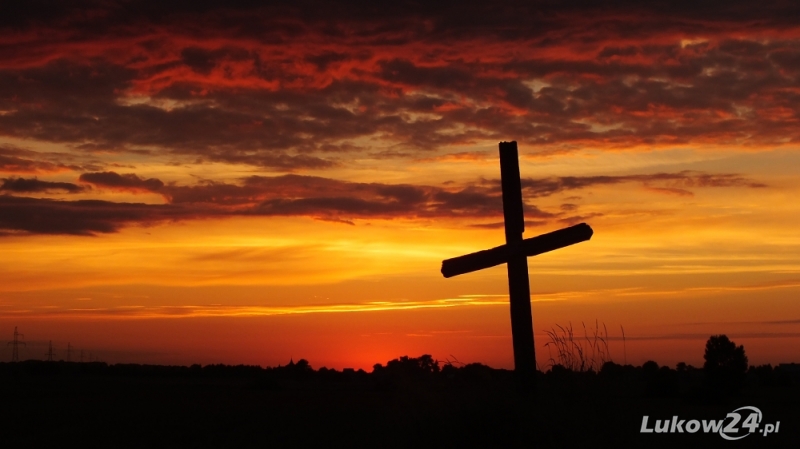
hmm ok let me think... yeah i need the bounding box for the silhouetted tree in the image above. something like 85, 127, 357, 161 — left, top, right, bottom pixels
641, 360, 659, 380
646, 366, 678, 397
416, 354, 440, 374
703, 335, 748, 392
748, 364, 775, 387
294, 359, 312, 371
375, 355, 441, 385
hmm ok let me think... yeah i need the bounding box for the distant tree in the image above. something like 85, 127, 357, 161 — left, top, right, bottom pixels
749, 364, 775, 387
599, 361, 623, 379
383, 355, 440, 379
295, 359, 312, 372
703, 335, 748, 391
456, 363, 495, 382
641, 360, 659, 379
416, 354, 440, 374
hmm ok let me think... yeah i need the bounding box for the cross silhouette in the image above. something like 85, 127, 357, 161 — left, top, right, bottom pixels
441, 141, 593, 388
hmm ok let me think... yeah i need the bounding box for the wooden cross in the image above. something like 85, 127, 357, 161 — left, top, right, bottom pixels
441, 141, 593, 387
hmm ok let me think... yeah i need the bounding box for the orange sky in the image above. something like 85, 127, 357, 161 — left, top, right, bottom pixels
1, 1, 799, 370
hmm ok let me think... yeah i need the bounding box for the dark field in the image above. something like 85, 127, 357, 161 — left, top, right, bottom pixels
2, 359, 799, 448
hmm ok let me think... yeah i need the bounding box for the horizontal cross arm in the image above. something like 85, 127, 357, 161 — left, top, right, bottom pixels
441, 223, 593, 278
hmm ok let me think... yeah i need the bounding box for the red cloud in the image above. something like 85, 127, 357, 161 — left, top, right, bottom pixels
1, 1, 798, 166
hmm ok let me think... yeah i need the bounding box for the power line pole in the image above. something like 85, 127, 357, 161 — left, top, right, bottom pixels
67, 342, 73, 362
7, 326, 26, 362
45, 340, 56, 361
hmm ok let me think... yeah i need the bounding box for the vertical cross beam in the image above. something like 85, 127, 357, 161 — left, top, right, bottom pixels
499, 141, 536, 387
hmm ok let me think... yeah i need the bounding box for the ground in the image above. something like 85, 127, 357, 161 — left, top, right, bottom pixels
1, 361, 798, 448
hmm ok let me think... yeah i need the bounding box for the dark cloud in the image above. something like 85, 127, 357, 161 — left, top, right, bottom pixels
0, 195, 189, 236
0, 168, 772, 235
469, 220, 549, 230
180, 46, 251, 75
558, 213, 605, 226
79, 171, 164, 192
0, 153, 64, 173
305, 51, 352, 72
0, 61, 342, 170
254, 196, 414, 217
169, 174, 491, 219
1, 177, 85, 193
315, 216, 355, 226
644, 186, 694, 196
560, 203, 579, 211
519, 171, 766, 198
3, 1, 799, 38
0, 146, 88, 173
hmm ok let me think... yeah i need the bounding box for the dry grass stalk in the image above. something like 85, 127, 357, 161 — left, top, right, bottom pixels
544, 320, 614, 372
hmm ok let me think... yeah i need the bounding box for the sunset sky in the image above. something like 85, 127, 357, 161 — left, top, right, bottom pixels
2, 0, 799, 370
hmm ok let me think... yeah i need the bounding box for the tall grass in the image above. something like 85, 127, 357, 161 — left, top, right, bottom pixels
544, 320, 615, 372
621, 325, 627, 366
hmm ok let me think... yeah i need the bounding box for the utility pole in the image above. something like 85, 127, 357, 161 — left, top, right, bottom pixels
67, 342, 73, 362
7, 326, 26, 362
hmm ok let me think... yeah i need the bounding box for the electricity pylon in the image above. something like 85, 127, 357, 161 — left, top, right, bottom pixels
45, 340, 56, 361
7, 326, 26, 362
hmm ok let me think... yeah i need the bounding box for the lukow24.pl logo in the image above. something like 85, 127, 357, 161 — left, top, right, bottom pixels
641, 406, 780, 440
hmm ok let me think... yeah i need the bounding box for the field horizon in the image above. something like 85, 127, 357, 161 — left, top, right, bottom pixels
3, 352, 799, 448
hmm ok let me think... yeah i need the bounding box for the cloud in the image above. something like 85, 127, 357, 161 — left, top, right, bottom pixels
0, 153, 64, 173
171, 174, 555, 221
0, 1, 791, 236
414, 151, 493, 163
0, 1, 798, 171
469, 220, 549, 230
644, 186, 694, 196
0, 166, 766, 235
239, 175, 498, 220
0, 195, 190, 236
0, 146, 89, 174
0, 172, 498, 234
0, 292, 516, 319
1, 177, 85, 193
557, 213, 605, 226
79, 171, 164, 192
518, 171, 766, 198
